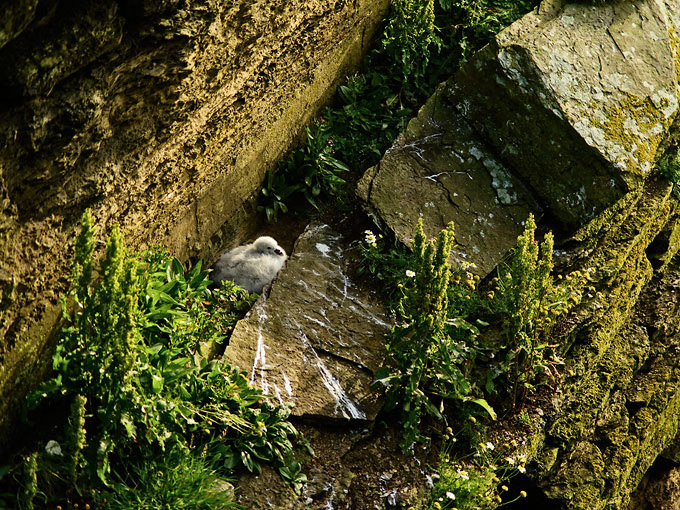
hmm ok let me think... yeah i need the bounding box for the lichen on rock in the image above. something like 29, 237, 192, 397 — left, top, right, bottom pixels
357, 83, 538, 277
449, 0, 680, 229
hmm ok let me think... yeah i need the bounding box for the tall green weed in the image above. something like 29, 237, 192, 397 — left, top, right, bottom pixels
488, 214, 594, 407
10, 211, 306, 509
373, 220, 495, 452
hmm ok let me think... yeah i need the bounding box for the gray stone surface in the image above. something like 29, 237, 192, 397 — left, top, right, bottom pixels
449, 0, 680, 228
358, 83, 538, 277
224, 222, 390, 421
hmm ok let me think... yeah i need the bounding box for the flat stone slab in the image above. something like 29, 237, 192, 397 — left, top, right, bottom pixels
357, 83, 537, 277
223, 222, 390, 421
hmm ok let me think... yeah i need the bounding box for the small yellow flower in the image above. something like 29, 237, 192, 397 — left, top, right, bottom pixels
520, 490, 527, 498
469, 416, 476, 423
501, 485, 508, 492
434, 503, 441, 510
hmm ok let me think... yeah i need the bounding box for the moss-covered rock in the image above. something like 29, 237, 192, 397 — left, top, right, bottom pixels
531, 180, 680, 509
448, 0, 680, 229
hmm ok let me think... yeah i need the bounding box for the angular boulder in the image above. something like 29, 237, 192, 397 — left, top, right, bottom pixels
224, 222, 389, 421
357, 84, 538, 277
449, 0, 680, 228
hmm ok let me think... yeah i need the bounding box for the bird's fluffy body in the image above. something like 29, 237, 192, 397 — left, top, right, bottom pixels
212, 236, 287, 294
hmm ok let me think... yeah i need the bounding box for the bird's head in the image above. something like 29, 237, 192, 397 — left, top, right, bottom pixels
253, 236, 287, 257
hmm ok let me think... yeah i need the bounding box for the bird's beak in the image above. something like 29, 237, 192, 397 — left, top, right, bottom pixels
275, 248, 284, 256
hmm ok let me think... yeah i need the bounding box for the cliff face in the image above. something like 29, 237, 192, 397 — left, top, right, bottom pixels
0, 0, 389, 447
3, 0, 680, 506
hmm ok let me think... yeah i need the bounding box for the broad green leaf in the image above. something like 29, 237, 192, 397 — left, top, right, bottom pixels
468, 398, 497, 420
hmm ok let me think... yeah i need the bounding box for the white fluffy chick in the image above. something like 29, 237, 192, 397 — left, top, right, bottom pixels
212, 236, 287, 294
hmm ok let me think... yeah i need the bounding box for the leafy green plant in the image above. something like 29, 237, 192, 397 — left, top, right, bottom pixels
357, 229, 417, 303
382, 0, 440, 83
258, 126, 350, 222
321, 73, 412, 171
429, 430, 528, 510
518, 409, 531, 426
439, 0, 538, 64
489, 214, 593, 407
258, 169, 298, 223
374, 220, 495, 452
658, 146, 680, 197
12, 210, 306, 508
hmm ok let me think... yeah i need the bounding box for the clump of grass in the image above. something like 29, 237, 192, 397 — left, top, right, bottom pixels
99, 447, 236, 510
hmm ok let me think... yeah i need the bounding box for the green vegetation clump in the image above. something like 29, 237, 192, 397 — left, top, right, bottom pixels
658, 145, 680, 197
373, 220, 495, 453
101, 448, 235, 510
362, 214, 596, 506
428, 431, 528, 509
489, 214, 593, 407
1, 211, 307, 509
382, 0, 439, 81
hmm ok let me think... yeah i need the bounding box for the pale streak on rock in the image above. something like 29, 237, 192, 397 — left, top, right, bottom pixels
224, 222, 388, 421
